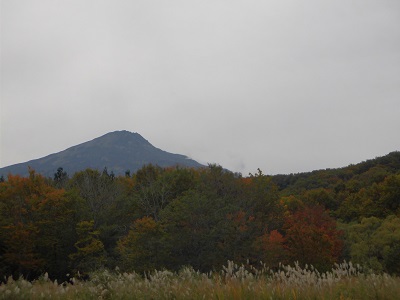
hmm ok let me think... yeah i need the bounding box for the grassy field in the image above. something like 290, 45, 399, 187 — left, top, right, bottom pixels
1, 261, 399, 299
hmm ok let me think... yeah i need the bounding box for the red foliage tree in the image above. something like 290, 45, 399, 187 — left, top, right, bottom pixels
283, 205, 343, 271
254, 229, 286, 268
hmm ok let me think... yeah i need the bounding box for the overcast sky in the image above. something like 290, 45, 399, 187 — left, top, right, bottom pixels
1, 0, 399, 175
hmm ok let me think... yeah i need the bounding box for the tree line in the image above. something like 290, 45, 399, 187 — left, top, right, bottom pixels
0, 151, 399, 280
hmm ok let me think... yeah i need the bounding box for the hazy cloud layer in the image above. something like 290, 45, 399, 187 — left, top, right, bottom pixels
1, 0, 400, 175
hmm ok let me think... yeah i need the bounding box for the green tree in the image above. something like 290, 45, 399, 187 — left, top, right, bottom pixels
132, 165, 199, 221
68, 168, 126, 267
373, 215, 400, 274
133, 165, 171, 221
343, 215, 400, 274
69, 220, 106, 275
302, 188, 338, 211
117, 217, 166, 273
68, 169, 120, 228
53, 167, 69, 189
34, 189, 79, 279
160, 191, 232, 271
244, 169, 284, 231
378, 174, 400, 216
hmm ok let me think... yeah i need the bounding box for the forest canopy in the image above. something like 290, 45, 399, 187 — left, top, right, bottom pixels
0, 151, 399, 280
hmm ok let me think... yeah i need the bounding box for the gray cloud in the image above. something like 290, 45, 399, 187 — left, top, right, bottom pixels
1, 0, 400, 175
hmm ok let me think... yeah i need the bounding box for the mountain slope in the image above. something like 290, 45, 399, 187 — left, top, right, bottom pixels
0, 131, 205, 177
271, 151, 400, 194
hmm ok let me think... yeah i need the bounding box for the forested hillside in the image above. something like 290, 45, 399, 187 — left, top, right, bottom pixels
0, 151, 399, 281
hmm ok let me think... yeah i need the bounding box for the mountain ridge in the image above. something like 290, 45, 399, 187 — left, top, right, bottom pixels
0, 131, 205, 177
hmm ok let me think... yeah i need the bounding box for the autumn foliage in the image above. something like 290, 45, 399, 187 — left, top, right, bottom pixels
0, 152, 400, 280
283, 205, 343, 271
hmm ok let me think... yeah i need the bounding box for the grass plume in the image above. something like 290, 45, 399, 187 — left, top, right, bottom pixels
1, 261, 399, 299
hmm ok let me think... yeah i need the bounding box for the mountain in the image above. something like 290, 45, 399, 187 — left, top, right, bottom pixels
0, 131, 205, 177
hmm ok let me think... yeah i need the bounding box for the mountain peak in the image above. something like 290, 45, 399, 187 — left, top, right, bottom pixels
0, 131, 204, 177
88, 131, 151, 147
101, 130, 145, 140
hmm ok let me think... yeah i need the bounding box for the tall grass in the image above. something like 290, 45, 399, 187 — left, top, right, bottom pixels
1, 261, 399, 299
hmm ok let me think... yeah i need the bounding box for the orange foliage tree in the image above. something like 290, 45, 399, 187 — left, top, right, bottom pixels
254, 229, 286, 268
0, 172, 46, 277
0, 170, 77, 278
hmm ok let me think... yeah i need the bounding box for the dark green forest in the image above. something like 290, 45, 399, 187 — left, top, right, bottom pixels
1, 151, 400, 281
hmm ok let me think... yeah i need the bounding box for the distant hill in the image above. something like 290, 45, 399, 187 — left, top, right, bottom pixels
270, 151, 400, 194
0, 131, 205, 177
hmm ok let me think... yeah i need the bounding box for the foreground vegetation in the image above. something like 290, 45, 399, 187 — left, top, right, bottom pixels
1, 261, 400, 299
0, 151, 399, 282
